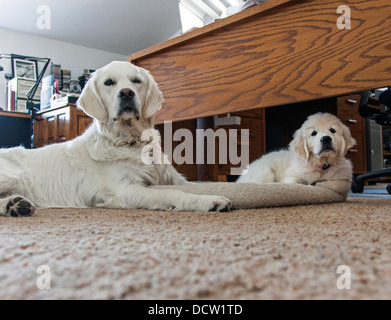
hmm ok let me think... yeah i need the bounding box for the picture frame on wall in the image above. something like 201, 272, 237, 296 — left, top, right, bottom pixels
11, 55, 38, 80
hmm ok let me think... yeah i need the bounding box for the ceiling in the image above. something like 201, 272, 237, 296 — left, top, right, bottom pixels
0, 0, 183, 55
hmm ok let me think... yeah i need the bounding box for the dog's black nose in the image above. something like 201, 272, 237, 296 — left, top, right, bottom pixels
320, 136, 332, 144
118, 88, 135, 100
118, 88, 138, 117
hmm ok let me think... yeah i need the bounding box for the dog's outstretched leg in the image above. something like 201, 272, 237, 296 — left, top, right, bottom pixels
99, 185, 232, 212
0, 195, 36, 217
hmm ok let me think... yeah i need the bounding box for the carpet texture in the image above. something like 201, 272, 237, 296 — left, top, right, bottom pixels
1, 197, 391, 300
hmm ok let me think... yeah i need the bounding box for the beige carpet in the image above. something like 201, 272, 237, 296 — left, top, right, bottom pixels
1, 197, 391, 300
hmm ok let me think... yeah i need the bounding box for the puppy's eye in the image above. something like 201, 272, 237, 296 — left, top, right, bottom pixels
104, 79, 115, 86
330, 128, 336, 134
311, 131, 318, 136
132, 78, 142, 84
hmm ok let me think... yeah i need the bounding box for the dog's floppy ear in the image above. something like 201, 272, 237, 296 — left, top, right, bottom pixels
339, 123, 356, 157
143, 71, 163, 119
77, 73, 108, 122
290, 129, 310, 161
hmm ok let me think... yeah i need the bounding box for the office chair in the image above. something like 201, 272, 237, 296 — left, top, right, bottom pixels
351, 88, 391, 195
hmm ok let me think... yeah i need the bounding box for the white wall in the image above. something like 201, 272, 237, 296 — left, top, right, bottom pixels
0, 27, 127, 109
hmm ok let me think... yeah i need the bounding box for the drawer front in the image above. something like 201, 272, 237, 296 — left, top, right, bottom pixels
337, 94, 366, 174
215, 108, 265, 176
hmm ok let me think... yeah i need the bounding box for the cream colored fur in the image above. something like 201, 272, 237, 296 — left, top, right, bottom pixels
237, 113, 356, 197
0, 61, 231, 216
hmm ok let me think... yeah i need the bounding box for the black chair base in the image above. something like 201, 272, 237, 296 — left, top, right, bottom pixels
352, 168, 391, 195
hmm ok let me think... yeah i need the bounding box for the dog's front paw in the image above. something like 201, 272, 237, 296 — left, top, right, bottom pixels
187, 195, 232, 212
6, 196, 36, 217
208, 195, 232, 212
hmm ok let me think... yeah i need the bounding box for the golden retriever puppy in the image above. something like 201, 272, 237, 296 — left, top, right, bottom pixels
237, 113, 356, 196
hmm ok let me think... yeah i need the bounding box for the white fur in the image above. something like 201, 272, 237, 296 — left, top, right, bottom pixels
237, 113, 356, 197
0, 61, 231, 216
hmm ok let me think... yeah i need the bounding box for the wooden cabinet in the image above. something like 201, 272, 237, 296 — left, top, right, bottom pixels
33, 104, 93, 148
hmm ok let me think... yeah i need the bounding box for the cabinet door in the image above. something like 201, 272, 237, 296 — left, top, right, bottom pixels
56, 112, 69, 143
33, 107, 70, 147
337, 94, 367, 174
33, 118, 45, 148
34, 105, 92, 148
46, 115, 57, 145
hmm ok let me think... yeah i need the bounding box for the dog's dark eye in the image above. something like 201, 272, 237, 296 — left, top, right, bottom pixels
311, 131, 318, 136
104, 79, 115, 86
330, 128, 336, 134
132, 78, 142, 84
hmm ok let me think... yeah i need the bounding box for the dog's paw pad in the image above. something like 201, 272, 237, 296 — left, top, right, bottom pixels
6, 196, 35, 217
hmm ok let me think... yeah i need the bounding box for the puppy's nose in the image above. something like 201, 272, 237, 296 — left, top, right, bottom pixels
320, 136, 332, 144
118, 88, 135, 100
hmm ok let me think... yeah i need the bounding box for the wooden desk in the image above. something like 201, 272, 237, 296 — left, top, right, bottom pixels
129, 0, 390, 181
129, 0, 391, 124
0, 110, 31, 119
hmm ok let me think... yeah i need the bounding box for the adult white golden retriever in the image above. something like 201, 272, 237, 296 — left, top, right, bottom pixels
0, 61, 230, 217
237, 113, 356, 196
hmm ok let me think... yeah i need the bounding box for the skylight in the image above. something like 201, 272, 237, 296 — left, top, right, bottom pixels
178, 0, 246, 32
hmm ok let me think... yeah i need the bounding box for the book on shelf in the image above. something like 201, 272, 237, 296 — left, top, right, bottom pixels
61, 69, 71, 91
52, 63, 62, 89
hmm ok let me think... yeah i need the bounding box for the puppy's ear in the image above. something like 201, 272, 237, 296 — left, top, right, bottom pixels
143, 72, 163, 119
339, 123, 356, 157
77, 74, 108, 122
290, 129, 310, 161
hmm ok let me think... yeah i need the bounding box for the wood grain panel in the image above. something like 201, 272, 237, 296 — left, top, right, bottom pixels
130, 0, 391, 124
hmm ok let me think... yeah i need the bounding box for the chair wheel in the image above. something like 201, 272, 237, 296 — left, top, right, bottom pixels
351, 179, 364, 193
387, 183, 391, 195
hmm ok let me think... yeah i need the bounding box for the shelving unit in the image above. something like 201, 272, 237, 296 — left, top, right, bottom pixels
7, 77, 42, 113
